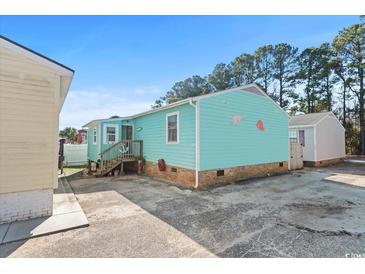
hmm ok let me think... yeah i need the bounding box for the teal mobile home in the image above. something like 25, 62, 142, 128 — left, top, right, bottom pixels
83, 84, 289, 188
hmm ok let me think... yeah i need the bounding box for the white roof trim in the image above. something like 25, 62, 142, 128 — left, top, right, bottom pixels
83, 83, 288, 127
289, 112, 345, 131
289, 125, 314, 129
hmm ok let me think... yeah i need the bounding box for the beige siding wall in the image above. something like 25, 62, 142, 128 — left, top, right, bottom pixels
0, 45, 60, 194
316, 117, 346, 161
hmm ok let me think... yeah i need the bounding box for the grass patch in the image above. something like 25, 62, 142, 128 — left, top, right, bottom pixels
60, 167, 86, 176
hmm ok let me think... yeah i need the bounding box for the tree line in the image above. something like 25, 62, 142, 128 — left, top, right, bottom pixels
153, 19, 365, 154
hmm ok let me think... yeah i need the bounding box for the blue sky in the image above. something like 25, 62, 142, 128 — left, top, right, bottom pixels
0, 16, 360, 129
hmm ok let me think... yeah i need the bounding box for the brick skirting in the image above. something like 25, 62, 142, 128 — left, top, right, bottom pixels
304, 157, 344, 168
143, 161, 196, 188
198, 161, 288, 189
143, 161, 288, 189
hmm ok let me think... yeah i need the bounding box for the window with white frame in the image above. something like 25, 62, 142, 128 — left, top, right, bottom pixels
104, 124, 119, 144
93, 128, 97, 144
166, 112, 179, 144
289, 130, 298, 144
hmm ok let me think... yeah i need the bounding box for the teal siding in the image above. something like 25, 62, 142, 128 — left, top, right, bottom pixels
134, 103, 196, 169
199, 91, 288, 171
86, 88, 288, 171
100, 119, 135, 161
87, 125, 101, 162
87, 119, 136, 162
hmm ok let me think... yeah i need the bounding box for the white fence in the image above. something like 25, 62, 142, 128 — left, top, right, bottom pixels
64, 144, 88, 166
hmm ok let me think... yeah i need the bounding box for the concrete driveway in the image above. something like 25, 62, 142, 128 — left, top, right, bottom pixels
1, 162, 365, 257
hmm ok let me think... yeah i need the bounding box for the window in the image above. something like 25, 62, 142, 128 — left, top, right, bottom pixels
299, 130, 305, 146
103, 124, 119, 144
166, 112, 179, 144
93, 128, 97, 144
289, 130, 298, 144
107, 127, 116, 142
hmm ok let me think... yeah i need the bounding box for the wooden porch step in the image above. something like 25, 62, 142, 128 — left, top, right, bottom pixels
99, 161, 123, 177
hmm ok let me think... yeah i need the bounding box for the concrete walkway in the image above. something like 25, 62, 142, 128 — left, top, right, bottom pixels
1, 162, 365, 257
0, 177, 88, 244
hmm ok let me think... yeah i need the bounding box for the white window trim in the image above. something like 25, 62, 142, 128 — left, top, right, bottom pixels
166, 111, 179, 144
93, 128, 97, 145
289, 130, 299, 143
103, 124, 119, 145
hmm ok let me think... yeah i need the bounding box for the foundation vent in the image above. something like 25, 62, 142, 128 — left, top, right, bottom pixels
217, 170, 225, 176
279, 162, 284, 167
171, 167, 177, 172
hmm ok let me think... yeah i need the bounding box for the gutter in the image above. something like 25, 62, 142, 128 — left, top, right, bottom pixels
288, 120, 291, 171
189, 98, 200, 189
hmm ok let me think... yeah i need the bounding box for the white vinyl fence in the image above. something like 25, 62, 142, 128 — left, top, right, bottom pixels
64, 144, 88, 166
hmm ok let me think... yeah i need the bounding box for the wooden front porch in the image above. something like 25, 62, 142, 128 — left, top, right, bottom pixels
96, 139, 143, 176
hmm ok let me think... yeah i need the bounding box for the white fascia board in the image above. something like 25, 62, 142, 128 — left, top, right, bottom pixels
289, 125, 314, 129
59, 76, 73, 113
83, 117, 126, 128
131, 99, 190, 119
82, 100, 191, 128
84, 83, 287, 130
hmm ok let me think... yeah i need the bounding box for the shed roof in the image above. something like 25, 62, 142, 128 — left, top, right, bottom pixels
289, 112, 334, 127
83, 83, 287, 128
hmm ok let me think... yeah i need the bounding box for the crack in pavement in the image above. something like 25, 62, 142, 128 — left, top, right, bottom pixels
277, 221, 364, 237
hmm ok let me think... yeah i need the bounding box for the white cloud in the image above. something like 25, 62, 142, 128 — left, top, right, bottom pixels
60, 88, 152, 129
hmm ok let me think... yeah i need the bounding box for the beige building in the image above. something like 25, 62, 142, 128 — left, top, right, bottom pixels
0, 36, 73, 223
289, 112, 345, 167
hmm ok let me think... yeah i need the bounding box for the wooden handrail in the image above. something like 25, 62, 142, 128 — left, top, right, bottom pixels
99, 139, 124, 157
99, 139, 140, 156
98, 139, 143, 174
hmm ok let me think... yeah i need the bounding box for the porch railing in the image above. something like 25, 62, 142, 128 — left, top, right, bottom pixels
99, 139, 143, 172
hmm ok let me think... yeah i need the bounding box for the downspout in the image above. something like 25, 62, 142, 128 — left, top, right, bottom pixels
288, 123, 291, 171
313, 126, 317, 162
189, 99, 200, 189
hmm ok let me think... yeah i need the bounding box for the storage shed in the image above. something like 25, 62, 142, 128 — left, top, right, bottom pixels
0, 36, 74, 223
84, 84, 289, 189
289, 111, 345, 167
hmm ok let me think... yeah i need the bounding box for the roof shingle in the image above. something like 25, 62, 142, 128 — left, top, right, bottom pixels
289, 112, 333, 127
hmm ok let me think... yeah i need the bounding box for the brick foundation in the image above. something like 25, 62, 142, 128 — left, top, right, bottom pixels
0, 189, 53, 224
143, 161, 196, 188
198, 161, 288, 189
304, 157, 344, 168
143, 161, 288, 189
